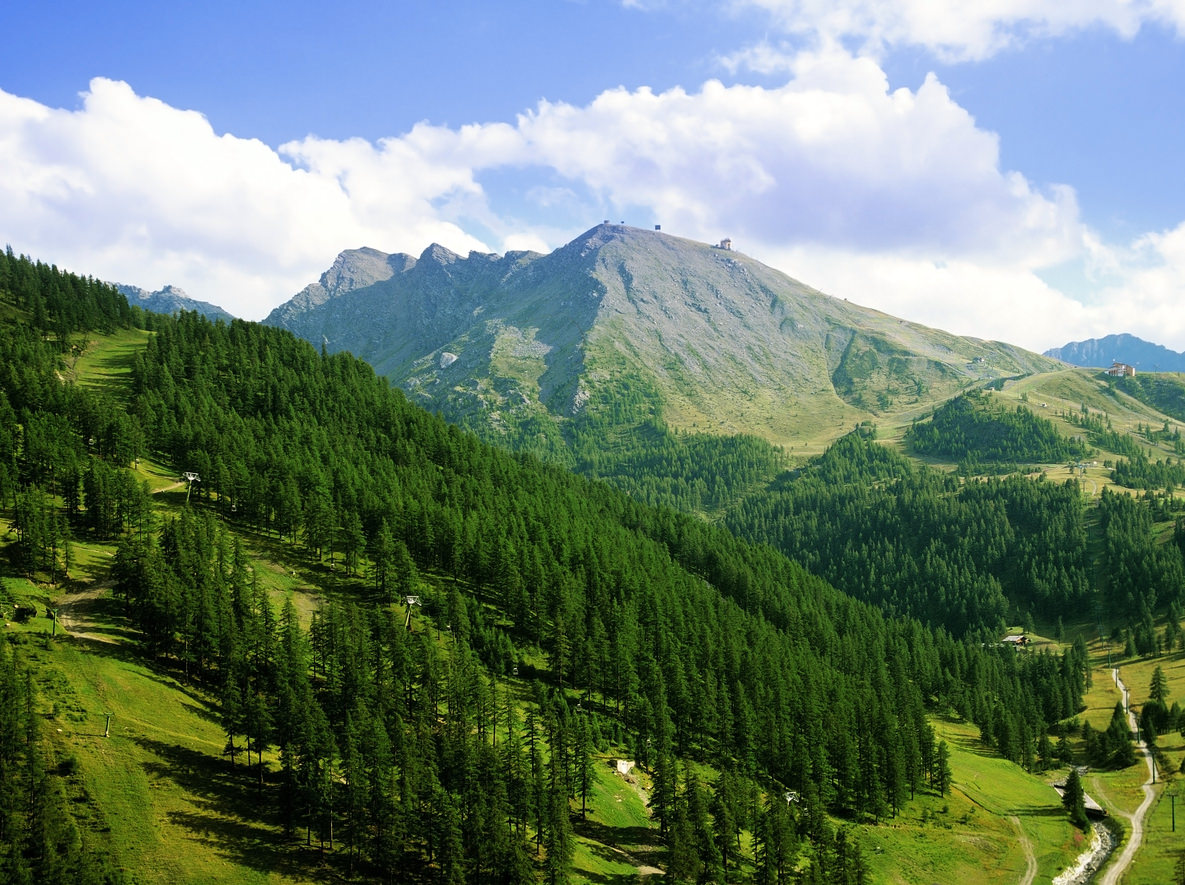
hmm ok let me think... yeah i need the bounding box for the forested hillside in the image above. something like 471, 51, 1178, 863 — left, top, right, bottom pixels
0, 248, 1095, 882
1114, 372, 1185, 428
725, 425, 1185, 646
905, 390, 1089, 468
726, 432, 1094, 633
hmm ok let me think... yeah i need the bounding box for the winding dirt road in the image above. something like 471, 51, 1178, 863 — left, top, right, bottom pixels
1098, 668, 1156, 885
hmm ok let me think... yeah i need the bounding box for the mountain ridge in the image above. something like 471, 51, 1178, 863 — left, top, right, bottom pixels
1044, 333, 1185, 371
115, 282, 235, 322
265, 223, 1061, 454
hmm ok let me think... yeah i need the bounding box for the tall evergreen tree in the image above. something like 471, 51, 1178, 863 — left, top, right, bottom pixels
1062, 767, 1089, 830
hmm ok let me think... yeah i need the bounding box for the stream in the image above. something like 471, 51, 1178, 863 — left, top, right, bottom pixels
1051, 821, 1117, 885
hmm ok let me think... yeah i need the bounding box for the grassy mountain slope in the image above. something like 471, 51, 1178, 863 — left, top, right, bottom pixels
969, 369, 1185, 463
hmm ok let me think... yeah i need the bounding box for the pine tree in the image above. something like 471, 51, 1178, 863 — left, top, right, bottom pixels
1151, 665, 1170, 707
1062, 768, 1088, 829
934, 740, 952, 797
435, 787, 466, 885
1108, 703, 1136, 767
542, 772, 573, 885
710, 770, 742, 874
572, 710, 594, 820
754, 791, 795, 885
1037, 732, 1054, 772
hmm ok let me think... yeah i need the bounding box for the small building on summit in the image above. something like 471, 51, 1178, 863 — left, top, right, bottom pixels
1107, 362, 1136, 377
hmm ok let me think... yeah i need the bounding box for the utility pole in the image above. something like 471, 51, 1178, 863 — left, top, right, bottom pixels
103, 713, 112, 738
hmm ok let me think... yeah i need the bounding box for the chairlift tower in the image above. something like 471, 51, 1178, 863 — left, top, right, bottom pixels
403, 595, 421, 631
183, 472, 200, 504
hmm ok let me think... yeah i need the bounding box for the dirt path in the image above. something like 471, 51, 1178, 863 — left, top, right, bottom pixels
55, 582, 121, 644
623, 776, 664, 879
1097, 667, 1156, 885
1011, 815, 1037, 885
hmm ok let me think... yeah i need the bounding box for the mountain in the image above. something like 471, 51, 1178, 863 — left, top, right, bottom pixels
0, 246, 1099, 883
1044, 333, 1185, 372
115, 282, 235, 321
266, 224, 1060, 454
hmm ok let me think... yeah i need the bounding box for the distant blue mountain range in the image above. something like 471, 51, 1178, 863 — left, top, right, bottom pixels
1044, 333, 1185, 372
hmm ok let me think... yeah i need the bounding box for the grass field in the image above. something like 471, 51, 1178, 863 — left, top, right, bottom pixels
9, 626, 321, 884
858, 717, 1080, 884
68, 326, 152, 399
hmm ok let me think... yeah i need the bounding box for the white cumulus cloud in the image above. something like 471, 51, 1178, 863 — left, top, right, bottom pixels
508, 47, 1086, 278
0, 79, 494, 319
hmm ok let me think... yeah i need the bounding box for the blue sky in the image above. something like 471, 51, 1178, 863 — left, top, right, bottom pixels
3, 1, 1185, 353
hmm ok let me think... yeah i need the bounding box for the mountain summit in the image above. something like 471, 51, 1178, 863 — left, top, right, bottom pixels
115, 283, 234, 322
265, 224, 1057, 451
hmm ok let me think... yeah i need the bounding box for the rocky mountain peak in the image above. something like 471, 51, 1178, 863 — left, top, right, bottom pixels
419, 243, 462, 265
114, 282, 234, 321
319, 247, 409, 298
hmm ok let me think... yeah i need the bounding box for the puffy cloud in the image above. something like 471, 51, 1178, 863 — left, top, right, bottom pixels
757, 219, 1185, 354
514, 49, 1084, 269
1085, 223, 1185, 349
727, 0, 1185, 62
0, 79, 494, 319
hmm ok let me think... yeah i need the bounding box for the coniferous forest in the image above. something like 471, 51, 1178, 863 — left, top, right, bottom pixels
0, 246, 1162, 883
905, 390, 1090, 467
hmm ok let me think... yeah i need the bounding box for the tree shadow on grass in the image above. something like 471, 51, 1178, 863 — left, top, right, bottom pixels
946, 732, 1002, 758
574, 868, 645, 885
67, 633, 148, 667
164, 809, 331, 881
133, 735, 352, 881
62, 618, 227, 716
575, 817, 665, 877
181, 700, 223, 727
1014, 804, 1070, 818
